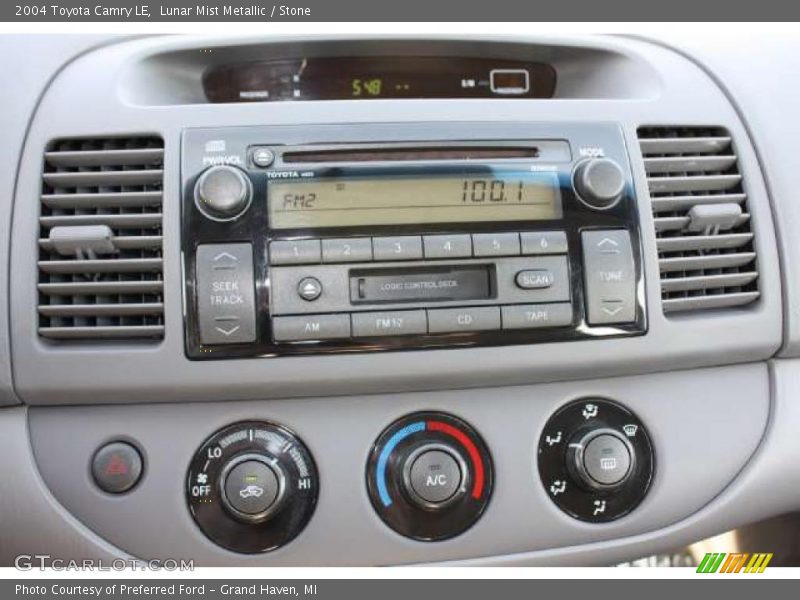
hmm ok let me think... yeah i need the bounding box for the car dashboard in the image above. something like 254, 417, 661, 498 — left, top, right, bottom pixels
0, 32, 799, 567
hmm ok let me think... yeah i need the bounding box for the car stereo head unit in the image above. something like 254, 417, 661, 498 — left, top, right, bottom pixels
181, 123, 646, 359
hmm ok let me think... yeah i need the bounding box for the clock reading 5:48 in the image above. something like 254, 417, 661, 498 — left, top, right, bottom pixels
352, 78, 383, 97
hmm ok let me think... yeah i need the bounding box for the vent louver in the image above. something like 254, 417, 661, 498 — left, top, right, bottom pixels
37, 137, 165, 340
638, 126, 760, 314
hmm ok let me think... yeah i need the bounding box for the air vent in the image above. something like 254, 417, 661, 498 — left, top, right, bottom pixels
37, 137, 165, 340
638, 126, 759, 314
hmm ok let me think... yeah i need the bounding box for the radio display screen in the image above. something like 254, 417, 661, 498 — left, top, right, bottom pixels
268, 172, 562, 229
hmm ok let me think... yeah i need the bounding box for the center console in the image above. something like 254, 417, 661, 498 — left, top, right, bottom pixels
182, 123, 646, 359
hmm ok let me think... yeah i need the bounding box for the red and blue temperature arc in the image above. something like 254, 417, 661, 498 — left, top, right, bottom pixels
376, 420, 486, 507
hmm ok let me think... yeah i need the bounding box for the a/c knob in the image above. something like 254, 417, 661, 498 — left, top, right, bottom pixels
573, 158, 625, 209
402, 443, 467, 510
194, 165, 252, 221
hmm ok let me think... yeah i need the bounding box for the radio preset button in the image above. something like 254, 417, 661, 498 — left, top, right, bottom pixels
273, 314, 351, 342
352, 310, 427, 337
521, 231, 568, 255
297, 277, 323, 301
472, 232, 521, 257
515, 269, 555, 290
423, 234, 472, 259
322, 238, 373, 263
372, 236, 424, 261
427, 306, 501, 334
269, 240, 322, 265
195, 243, 257, 345
501, 303, 573, 329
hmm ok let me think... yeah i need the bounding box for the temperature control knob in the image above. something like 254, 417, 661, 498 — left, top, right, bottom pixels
573, 158, 626, 209
186, 421, 318, 554
367, 412, 493, 541
194, 165, 252, 221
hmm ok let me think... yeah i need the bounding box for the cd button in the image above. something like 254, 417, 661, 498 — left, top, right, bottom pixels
297, 277, 323, 301
423, 234, 472, 259
352, 310, 427, 337
372, 236, 424, 261
472, 232, 520, 257
515, 269, 555, 290
427, 307, 501, 333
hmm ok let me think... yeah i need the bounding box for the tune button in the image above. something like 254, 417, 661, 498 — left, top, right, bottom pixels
403, 444, 466, 509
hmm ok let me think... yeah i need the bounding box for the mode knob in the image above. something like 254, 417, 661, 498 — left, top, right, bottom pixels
538, 398, 654, 523
573, 158, 625, 209
194, 165, 252, 221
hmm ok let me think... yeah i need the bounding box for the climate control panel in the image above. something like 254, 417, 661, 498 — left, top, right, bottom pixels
182, 401, 653, 553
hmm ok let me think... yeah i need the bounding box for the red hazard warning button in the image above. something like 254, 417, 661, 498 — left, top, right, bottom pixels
91, 441, 143, 494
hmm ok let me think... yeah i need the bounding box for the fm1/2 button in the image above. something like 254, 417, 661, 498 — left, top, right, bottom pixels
405, 445, 465, 508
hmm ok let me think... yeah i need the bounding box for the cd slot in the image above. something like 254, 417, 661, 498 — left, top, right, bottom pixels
283, 146, 540, 164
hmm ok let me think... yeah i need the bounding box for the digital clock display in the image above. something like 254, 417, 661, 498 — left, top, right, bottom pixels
203, 57, 556, 103
268, 172, 562, 229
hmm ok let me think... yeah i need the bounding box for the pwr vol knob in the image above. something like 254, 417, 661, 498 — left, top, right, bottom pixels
367, 412, 493, 541
186, 421, 318, 554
